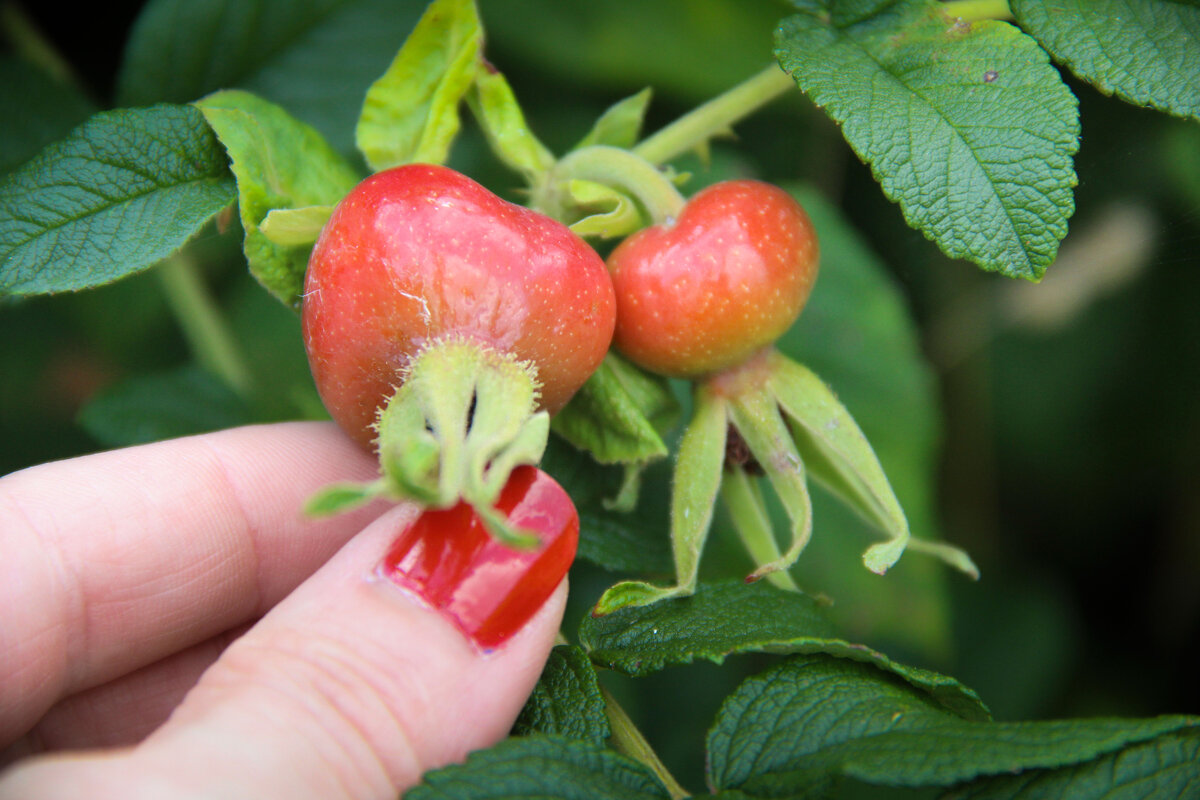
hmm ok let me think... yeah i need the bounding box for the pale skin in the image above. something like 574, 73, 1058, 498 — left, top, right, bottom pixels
0, 422, 566, 799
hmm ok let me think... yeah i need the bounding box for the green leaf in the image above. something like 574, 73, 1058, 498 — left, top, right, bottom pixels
951, 729, 1200, 799
303, 481, 387, 517
405, 735, 671, 800
777, 185, 952, 655
551, 352, 678, 466
708, 654, 1198, 796
576, 509, 673, 574
196, 90, 361, 308
259, 205, 334, 247
775, 0, 1080, 280
0, 56, 97, 176
0, 105, 235, 296
1163, 122, 1200, 212
355, 0, 481, 171
582, 578, 835, 672
467, 64, 555, 180
77, 365, 253, 447
1011, 0, 1200, 122
577, 88, 653, 150
116, 0, 423, 155
513, 645, 610, 744
581, 579, 989, 722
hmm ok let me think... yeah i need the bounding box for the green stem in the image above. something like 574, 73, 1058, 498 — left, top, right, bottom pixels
940, 0, 1013, 22
633, 65, 795, 166
600, 684, 690, 799
537, 145, 686, 225
157, 254, 255, 398
0, 3, 76, 86
720, 467, 799, 592
560, 621, 684, 794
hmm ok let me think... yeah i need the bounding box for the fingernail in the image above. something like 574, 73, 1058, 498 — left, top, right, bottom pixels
379, 466, 578, 651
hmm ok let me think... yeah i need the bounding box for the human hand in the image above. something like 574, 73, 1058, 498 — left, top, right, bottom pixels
0, 422, 568, 799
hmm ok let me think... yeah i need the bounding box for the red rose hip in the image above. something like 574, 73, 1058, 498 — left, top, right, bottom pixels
302, 164, 616, 451
606, 179, 818, 378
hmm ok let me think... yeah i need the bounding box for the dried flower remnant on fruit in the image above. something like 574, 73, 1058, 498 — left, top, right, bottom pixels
724, 424, 764, 476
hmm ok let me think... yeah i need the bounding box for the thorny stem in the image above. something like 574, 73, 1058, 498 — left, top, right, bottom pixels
535, 66, 796, 230
600, 684, 690, 799
633, 65, 795, 166
940, 0, 1013, 22
157, 253, 255, 398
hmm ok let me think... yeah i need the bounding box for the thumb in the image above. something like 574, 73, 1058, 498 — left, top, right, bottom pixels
1, 467, 576, 800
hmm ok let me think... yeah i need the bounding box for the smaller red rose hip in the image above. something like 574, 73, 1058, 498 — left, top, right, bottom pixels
606, 179, 818, 378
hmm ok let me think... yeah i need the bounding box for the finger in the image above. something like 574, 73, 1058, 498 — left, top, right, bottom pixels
0, 473, 576, 800
0, 422, 383, 742
0, 624, 250, 767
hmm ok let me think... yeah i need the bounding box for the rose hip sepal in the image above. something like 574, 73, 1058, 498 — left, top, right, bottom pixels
380, 466, 578, 651
301, 164, 615, 543
607, 179, 818, 379
594, 348, 980, 616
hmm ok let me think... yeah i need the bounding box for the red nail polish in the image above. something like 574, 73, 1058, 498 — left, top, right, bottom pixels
380, 466, 578, 650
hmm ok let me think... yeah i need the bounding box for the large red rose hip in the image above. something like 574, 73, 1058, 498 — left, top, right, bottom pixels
606, 179, 818, 378
302, 164, 616, 452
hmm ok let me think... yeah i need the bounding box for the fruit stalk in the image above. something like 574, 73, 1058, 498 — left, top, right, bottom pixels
534, 145, 686, 227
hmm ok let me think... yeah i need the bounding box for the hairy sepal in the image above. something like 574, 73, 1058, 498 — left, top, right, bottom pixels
308, 337, 546, 549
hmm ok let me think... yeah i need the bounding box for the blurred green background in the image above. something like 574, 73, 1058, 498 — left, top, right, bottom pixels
3, 0, 1198, 792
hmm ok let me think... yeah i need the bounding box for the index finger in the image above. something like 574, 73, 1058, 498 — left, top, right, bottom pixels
0, 421, 384, 744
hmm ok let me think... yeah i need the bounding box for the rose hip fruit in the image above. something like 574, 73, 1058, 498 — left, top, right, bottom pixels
606, 179, 818, 378
302, 164, 616, 450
